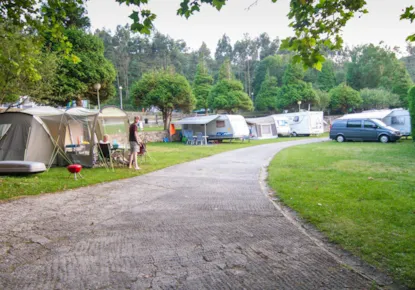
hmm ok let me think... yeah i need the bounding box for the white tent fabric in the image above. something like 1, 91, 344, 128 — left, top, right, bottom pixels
173, 115, 220, 125
23, 106, 64, 117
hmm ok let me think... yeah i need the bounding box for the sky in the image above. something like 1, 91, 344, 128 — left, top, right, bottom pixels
86, 0, 414, 56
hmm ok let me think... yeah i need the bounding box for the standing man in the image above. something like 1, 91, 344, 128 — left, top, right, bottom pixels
129, 116, 141, 170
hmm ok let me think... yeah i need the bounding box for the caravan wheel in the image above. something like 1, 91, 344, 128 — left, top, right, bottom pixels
291, 132, 297, 137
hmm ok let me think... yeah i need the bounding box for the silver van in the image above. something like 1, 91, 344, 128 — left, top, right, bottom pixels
330, 118, 401, 143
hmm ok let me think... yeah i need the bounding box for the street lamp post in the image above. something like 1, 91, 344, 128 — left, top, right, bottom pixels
94, 83, 101, 110
297, 100, 302, 112
119, 86, 123, 109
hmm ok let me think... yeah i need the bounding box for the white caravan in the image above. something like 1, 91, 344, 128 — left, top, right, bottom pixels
340, 109, 411, 136
173, 114, 249, 142
274, 111, 324, 136
269, 115, 292, 137
245, 116, 278, 140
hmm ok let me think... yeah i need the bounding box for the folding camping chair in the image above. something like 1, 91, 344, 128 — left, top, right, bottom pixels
97, 143, 114, 171
138, 133, 156, 163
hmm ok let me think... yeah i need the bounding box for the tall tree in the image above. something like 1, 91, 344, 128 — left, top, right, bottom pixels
113, 25, 132, 104
401, 43, 415, 82
218, 58, 233, 80
215, 34, 233, 64
346, 44, 412, 106
254, 73, 279, 111
316, 61, 336, 92
130, 69, 195, 129
277, 63, 318, 111
329, 83, 362, 113
193, 58, 213, 113
253, 55, 290, 95
233, 34, 258, 97
52, 28, 116, 105
360, 88, 401, 110
0, 24, 59, 104
315, 90, 331, 113
41, 0, 90, 31
209, 61, 253, 113
257, 33, 280, 60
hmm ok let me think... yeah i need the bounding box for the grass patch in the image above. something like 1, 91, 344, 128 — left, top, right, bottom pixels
142, 126, 165, 132
267, 140, 415, 288
0, 136, 317, 201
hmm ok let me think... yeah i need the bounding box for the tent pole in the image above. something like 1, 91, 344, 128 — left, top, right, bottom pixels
47, 135, 60, 171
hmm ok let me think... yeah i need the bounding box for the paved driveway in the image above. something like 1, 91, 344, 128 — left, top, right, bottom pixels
0, 139, 374, 289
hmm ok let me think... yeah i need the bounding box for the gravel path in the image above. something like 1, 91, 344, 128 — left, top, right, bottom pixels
0, 138, 375, 289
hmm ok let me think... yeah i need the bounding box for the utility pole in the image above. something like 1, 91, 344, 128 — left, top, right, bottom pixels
119, 86, 123, 109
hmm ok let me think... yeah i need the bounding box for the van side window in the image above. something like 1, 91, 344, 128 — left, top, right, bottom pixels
391, 116, 404, 125
364, 120, 376, 128
347, 120, 361, 128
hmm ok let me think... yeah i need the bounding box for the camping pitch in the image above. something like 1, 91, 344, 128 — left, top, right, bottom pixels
1, 107, 131, 169
273, 111, 324, 136
340, 109, 411, 136
173, 114, 249, 143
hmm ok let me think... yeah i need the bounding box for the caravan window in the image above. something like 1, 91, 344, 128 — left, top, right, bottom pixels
278, 120, 288, 126
216, 120, 225, 128
391, 116, 405, 125
293, 116, 300, 122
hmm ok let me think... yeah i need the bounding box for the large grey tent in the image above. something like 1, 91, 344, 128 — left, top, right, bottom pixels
1, 107, 129, 168
0, 111, 58, 166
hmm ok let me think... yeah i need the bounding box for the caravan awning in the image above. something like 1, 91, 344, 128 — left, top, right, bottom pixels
173, 115, 220, 125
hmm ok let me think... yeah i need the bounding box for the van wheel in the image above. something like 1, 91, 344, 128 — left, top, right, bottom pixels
291, 132, 297, 137
379, 135, 389, 143
336, 135, 345, 143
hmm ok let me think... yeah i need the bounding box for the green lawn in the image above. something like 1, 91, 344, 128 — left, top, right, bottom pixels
142, 126, 165, 132
268, 140, 415, 288
0, 136, 314, 201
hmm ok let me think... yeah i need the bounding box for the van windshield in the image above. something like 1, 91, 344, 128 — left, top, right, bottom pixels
372, 119, 387, 127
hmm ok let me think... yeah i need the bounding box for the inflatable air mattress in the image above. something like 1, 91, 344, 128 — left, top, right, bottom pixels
0, 161, 46, 174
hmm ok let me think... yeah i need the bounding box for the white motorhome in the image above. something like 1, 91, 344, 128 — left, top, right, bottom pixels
173, 114, 249, 143
274, 111, 324, 136
245, 116, 278, 140
341, 109, 411, 136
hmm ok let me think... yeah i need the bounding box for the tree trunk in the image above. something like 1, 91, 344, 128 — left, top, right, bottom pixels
162, 109, 173, 130
162, 110, 168, 130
